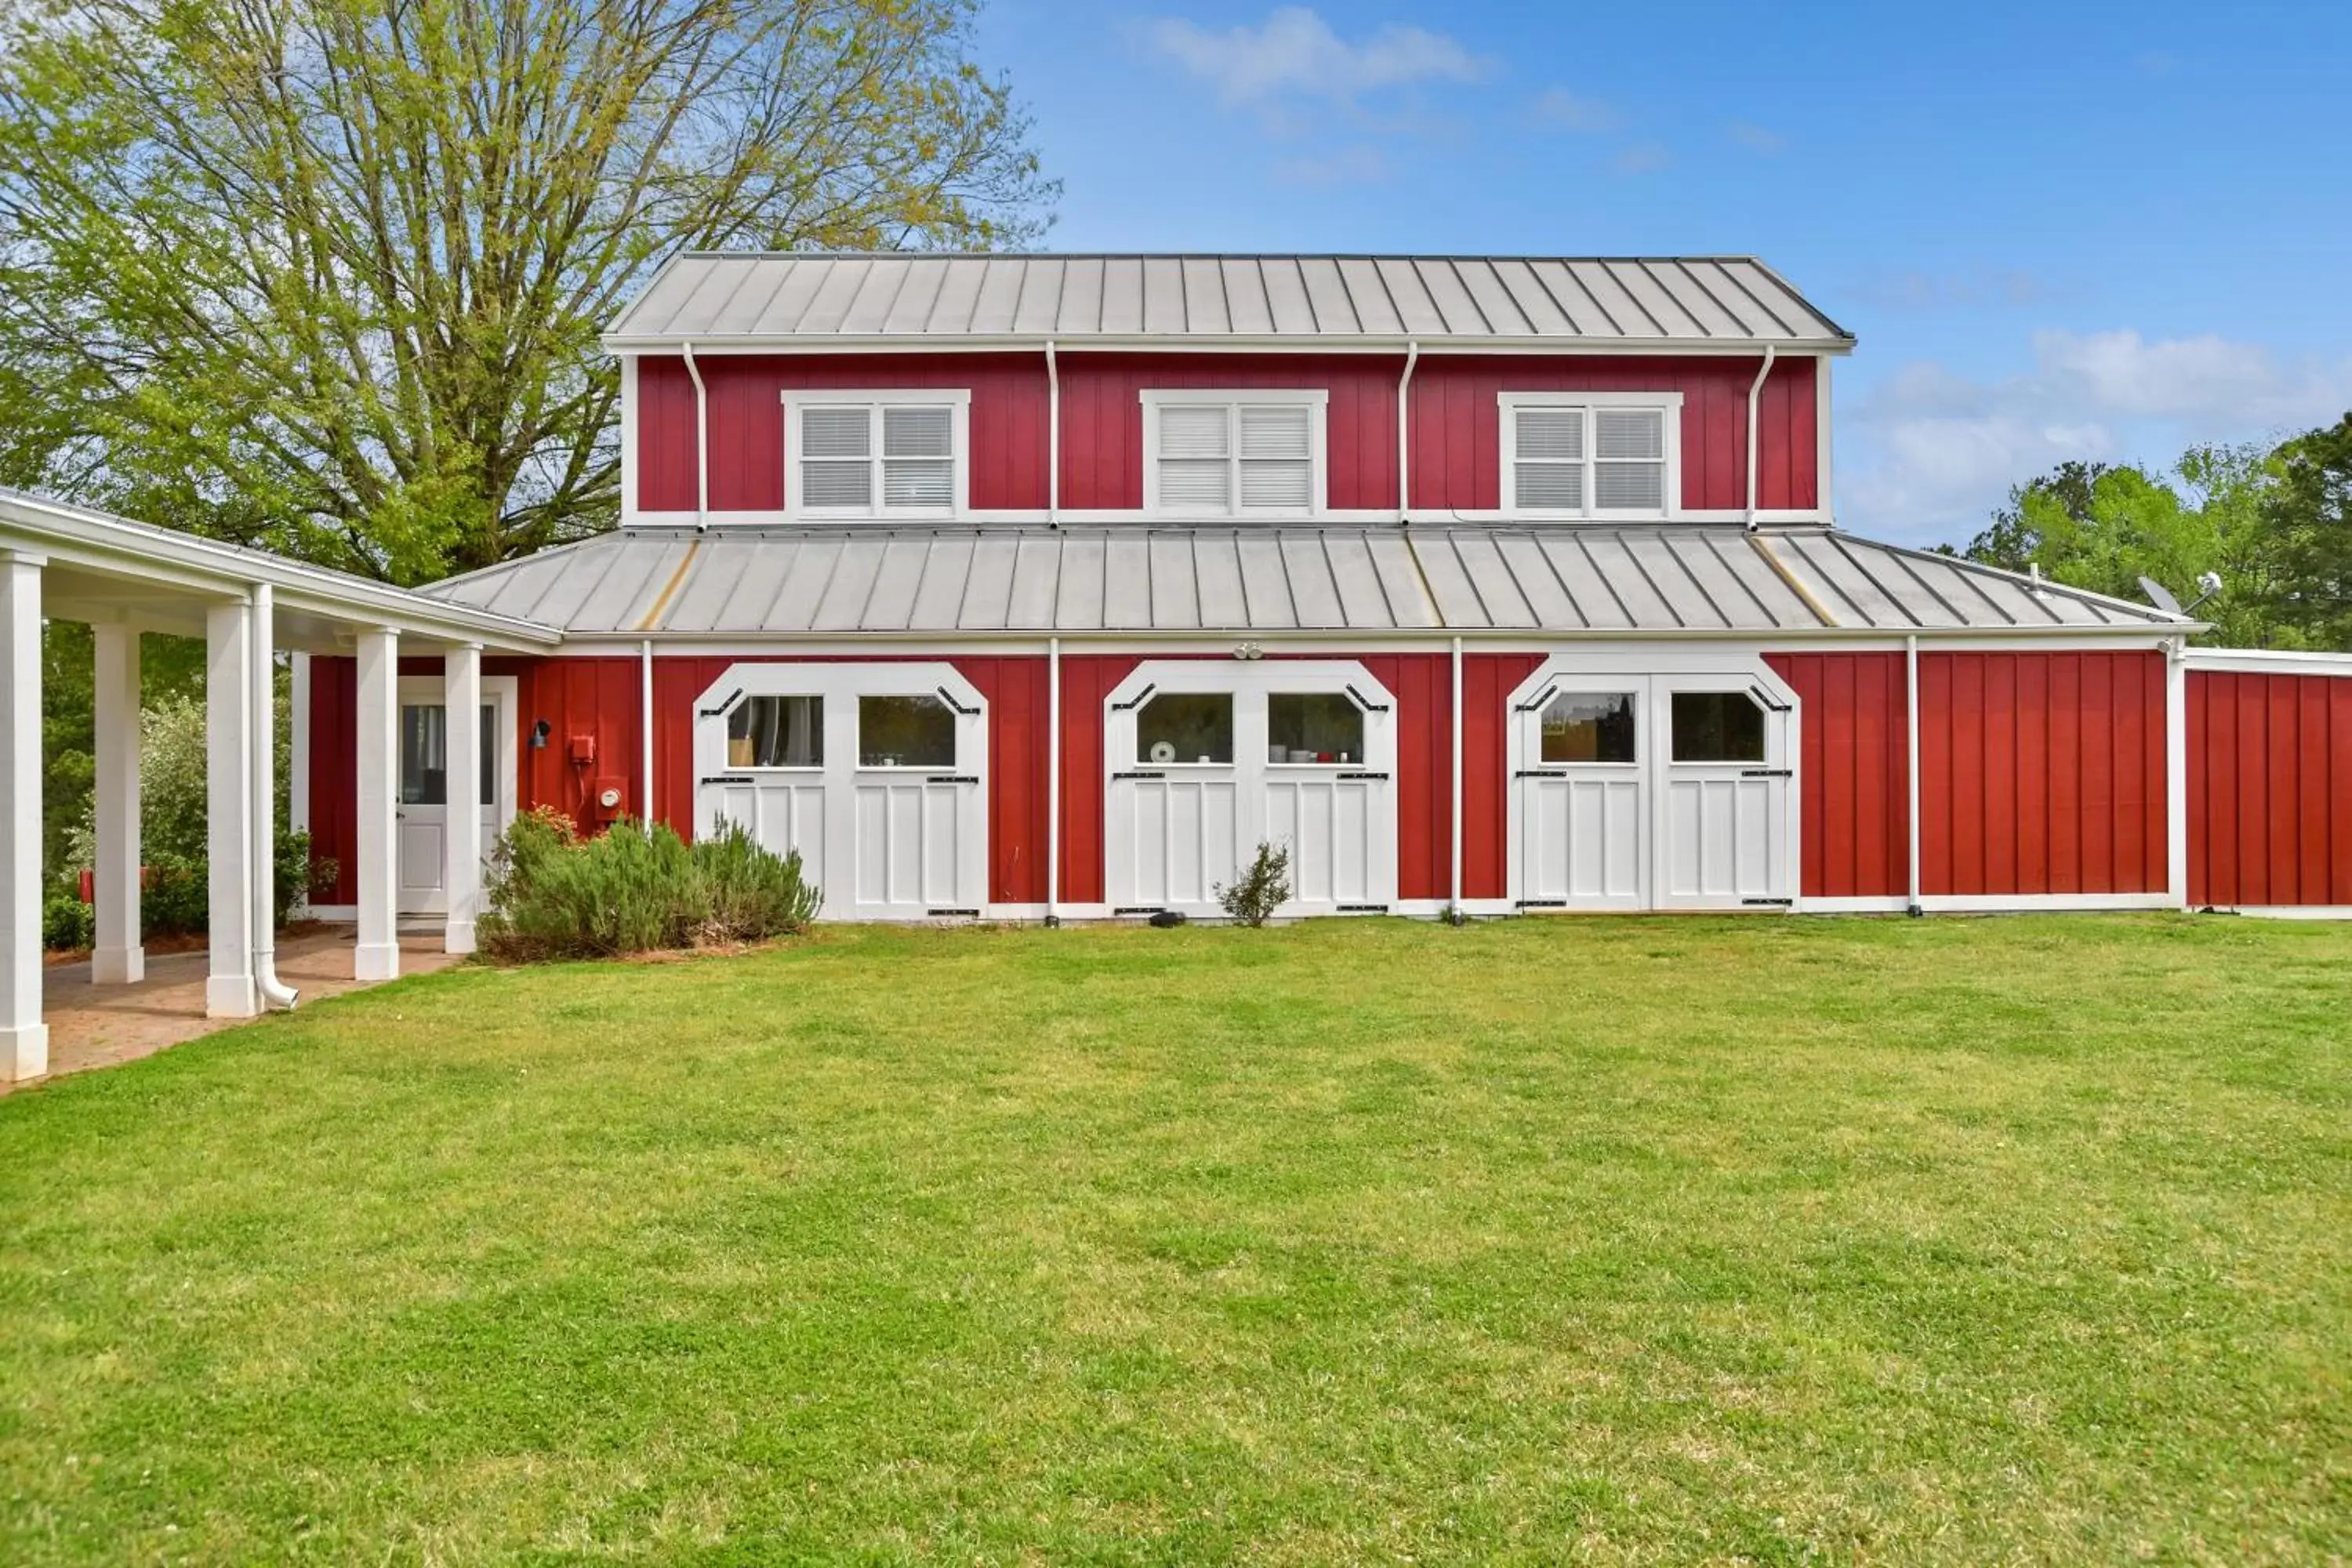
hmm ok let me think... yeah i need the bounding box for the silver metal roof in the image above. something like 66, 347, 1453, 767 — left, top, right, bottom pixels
423, 525, 2184, 637
606, 253, 1852, 349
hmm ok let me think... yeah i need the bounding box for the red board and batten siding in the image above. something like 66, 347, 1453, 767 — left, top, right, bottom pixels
2187, 669, 2352, 906
634, 350, 1819, 517
1766, 652, 1909, 899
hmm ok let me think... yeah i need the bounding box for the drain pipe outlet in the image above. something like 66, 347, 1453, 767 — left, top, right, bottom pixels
251, 582, 298, 1010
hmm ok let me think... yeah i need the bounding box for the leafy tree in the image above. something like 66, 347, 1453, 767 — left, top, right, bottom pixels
0, 0, 1052, 583
1958, 445, 2310, 648
2263, 414, 2352, 647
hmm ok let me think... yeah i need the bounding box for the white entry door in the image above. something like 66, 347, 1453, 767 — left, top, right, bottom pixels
395, 675, 516, 915
1105, 662, 1397, 920
693, 663, 989, 920
1509, 659, 1798, 913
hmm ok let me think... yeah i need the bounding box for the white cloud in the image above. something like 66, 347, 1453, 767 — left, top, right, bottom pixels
1530, 87, 1619, 132
1842, 266, 2054, 312
1728, 121, 1786, 154
1271, 145, 1389, 185
1611, 141, 1671, 176
1147, 7, 1489, 107
1842, 330, 2352, 545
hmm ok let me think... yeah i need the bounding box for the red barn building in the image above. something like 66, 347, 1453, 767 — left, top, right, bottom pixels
288, 253, 2352, 924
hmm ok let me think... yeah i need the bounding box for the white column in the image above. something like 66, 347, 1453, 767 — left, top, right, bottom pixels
1, 553, 47, 1080
92, 622, 143, 984
442, 643, 482, 954
205, 598, 258, 1018
354, 627, 401, 980
2165, 639, 2190, 909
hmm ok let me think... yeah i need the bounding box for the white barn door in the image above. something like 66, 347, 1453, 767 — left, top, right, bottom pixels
694, 663, 989, 920
1508, 656, 1800, 914
1105, 662, 1397, 920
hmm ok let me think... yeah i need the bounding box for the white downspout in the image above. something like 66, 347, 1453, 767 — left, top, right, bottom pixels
641, 638, 655, 827
1905, 632, 1922, 916
681, 341, 710, 529
1744, 344, 1777, 532
1397, 340, 1419, 523
1449, 633, 1464, 920
1045, 340, 1061, 528
1046, 635, 1062, 926
250, 583, 297, 1010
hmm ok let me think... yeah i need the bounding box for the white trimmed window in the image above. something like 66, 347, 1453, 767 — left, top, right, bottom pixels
782, 390, 970, 518
1498, 393, 1682, 519
1141, 390, 1327, 517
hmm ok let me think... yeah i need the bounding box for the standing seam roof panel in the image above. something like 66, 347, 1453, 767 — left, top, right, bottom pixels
1191, 533, 1247, 627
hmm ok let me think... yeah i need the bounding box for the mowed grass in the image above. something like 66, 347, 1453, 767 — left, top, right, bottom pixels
1, 917, 2347, 1565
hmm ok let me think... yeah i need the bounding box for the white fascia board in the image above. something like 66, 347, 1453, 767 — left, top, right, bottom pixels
601, 333, 1858, 358
2180, 648, 2352, 676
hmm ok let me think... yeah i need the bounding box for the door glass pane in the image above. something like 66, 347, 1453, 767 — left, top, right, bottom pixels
1136, 692, 1232, 764
858, 695, 955, 768
1540, 691, 1636, 764
400, 705, 448, 804
728, 695, 824, 768
1671, 691, 1767, 762
480, 705, 497, 806
1267, 692, 1363, 764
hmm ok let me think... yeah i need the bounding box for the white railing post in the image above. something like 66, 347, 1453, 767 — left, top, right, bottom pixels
443, 644, 483, 954
0, 552, 47, 1079
205, 598, 259, 1018
354, 627, 401, 980
92, 622, 143, 984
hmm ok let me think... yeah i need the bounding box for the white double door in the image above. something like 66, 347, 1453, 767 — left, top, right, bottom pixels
395, 675, 516, 915
1104, 661, 1398, 920
692, 662, 989, 920
1510, 661, 1796, 912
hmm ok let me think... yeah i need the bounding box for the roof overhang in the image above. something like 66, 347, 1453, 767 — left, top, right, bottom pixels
0, 488, 561, 652
601, 333, 1855, 357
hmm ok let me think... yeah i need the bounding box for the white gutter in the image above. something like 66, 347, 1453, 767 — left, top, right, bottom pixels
1449, 633, 1463, 917
641, 638, 655, 826
1046, 635, 1062, 925
603, 333, 1856, 359
1045, 341, 1061, 528
1744, 345, 1777, 532
251, 583, 297, 1010
681, 341, 710, 528
1396, 340, 1419, 523
1905, 633, 1922, 916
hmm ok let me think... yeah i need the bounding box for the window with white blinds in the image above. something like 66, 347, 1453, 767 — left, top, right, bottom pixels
1142, 391, 1324, 517
785, 394, 966, 517
1499, 395, 1679, 517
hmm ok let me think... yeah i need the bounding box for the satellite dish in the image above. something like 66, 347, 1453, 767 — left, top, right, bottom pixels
2137, 575, 2183, 614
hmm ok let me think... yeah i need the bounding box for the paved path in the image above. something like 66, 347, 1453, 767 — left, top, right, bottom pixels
11, 927, 459, 1092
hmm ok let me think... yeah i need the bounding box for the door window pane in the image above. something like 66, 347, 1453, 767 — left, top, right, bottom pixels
400, 705, 447, 804
1267, 692, 1363, 764
728, 695, 824, 768
1540, 691, 1637, 764
1136, 692, 1232, 764
859, 695, 956, 768
479, 705, 497, 806
1671, 691, 1767, 762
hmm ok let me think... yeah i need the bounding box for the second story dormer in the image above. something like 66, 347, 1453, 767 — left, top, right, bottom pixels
606, 253, 1853, 530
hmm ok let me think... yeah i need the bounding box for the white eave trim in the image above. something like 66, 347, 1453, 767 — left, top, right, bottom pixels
601, 333, 1858, 358
0, 488, 562, 649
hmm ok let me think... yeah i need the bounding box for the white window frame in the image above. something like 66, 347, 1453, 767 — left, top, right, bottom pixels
782, 388, 971, 521
1497, 390, 1683, 521
1140, 388, 1328, 518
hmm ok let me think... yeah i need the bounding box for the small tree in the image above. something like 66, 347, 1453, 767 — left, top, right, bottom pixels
1216, 841, 1291, 927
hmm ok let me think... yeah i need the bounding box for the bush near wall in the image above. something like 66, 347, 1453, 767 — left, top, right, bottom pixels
478, 809, 820, 964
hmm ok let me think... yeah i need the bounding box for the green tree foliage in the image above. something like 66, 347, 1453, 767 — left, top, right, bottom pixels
2263, 414, 2352, 648
0, 0, 1052, 583
1957, 433, 2340, 649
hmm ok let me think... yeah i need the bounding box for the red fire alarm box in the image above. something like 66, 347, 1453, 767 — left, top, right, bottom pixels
590, 775, 629, 824
568, 734, 597, 764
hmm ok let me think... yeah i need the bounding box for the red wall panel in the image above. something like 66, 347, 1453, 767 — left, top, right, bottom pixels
633, 350, 1820, 518
1766, 652, 1909, 899
1409, 354, 1816, 514
307, 656, 358, 903
1917, 651, 2167, 897
1462, 654, 1545, 898
2187, 670, 2352, 906
637, 353, 1050, 514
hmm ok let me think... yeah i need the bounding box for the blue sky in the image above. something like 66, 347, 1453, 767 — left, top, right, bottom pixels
975, 0, 2352, 546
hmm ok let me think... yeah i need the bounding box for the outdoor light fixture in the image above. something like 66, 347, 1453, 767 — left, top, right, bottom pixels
529, 719, 551, 750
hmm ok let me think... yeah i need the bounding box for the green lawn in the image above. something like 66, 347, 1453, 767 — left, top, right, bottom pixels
1, 917, 2346, 1565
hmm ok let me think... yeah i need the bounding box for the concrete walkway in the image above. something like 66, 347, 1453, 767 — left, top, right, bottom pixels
11, 927, 459, 1092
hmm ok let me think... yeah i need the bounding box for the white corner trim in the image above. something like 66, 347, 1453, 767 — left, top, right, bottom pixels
780, 389, 973, 522
1497, 390, 1685, 522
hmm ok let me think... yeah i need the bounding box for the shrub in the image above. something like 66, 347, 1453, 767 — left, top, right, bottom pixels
1216, 840, 1292, 927
478, 811, 820, 964
43, 889, 93, 951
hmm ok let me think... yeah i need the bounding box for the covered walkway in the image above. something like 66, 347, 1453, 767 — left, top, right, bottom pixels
1, 491, 558, 1083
